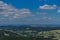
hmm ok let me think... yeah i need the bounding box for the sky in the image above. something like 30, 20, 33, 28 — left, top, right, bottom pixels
0, 0, 60, 25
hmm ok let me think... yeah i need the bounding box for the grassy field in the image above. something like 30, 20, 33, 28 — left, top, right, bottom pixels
37, 30, 60, 40
0, 29, 60, 40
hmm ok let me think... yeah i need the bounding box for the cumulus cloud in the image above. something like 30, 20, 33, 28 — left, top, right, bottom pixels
36, 12, 47, 15
12, 9, 31, 18
39, 4, 57, 9
57, 10, 60, 13
0, 1, 34, 20
42, 17, 52, 20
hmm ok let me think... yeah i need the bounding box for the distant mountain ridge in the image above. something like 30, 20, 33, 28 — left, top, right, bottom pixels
0, 25, 60, 31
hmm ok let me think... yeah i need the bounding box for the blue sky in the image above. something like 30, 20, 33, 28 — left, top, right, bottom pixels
3, 0, 60, 9
0, 0, 60, 25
